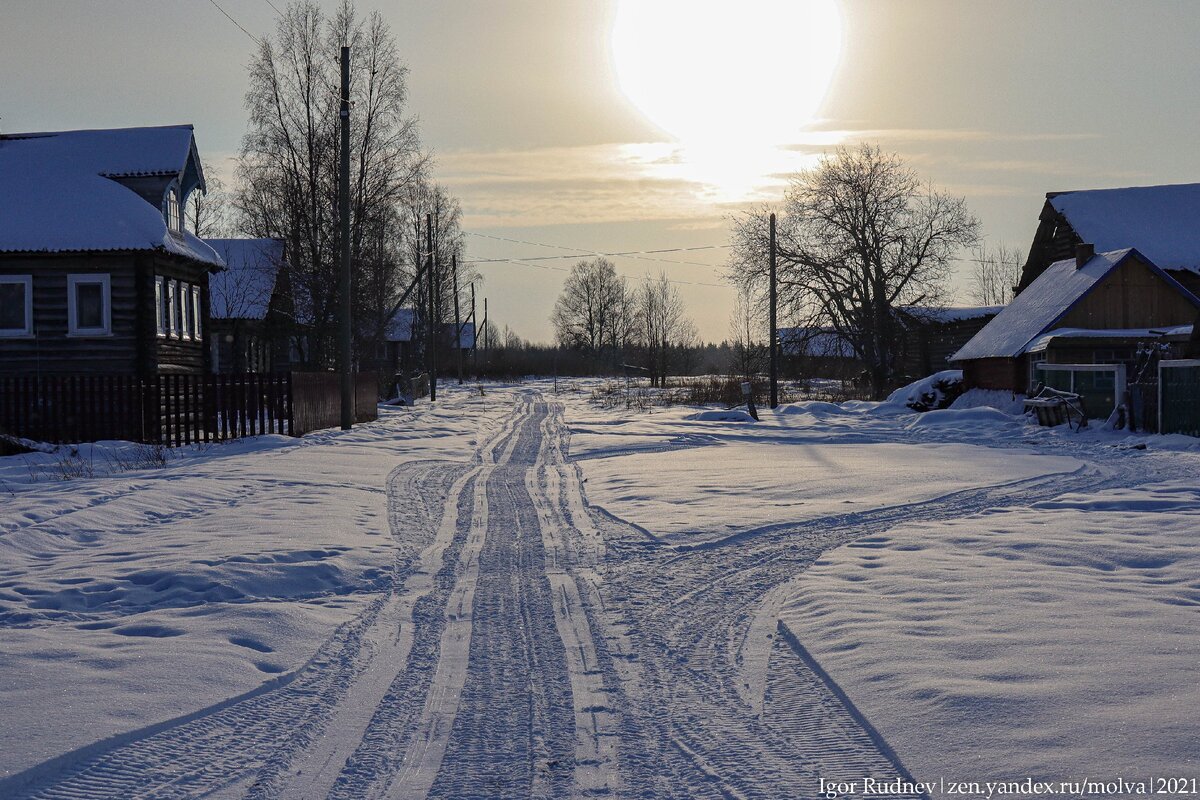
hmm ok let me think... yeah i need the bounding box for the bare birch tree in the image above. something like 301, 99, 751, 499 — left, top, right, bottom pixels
728, 286, 766, 379
634, 273, 698, 386
969, 243, 1023, 306
235, 0, 427, 367
728, 144, 979, 398
187, 162, 233, 239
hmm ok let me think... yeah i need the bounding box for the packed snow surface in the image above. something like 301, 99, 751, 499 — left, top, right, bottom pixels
0, 398, 500, 779
579, 441, 1080, 544
780, 481, 1200, 784
2, 378, 1198, 798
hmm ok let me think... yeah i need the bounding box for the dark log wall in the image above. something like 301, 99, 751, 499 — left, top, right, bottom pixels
962, 357, 1024, 391
1017, 200, 1082, 293
0, 253, 139, 375
0, 251, 211, 377
151, 253, 211, 374
1168, 270, 1200, 300
900, 315, 998, 379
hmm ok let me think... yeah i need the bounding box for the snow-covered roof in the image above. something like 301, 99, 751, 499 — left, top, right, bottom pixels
900, 305, 1004, 324
449, 321, 476, 350
778, 327, 855, 358
0, 125, 222, 267
387, 308, 416, 342
952, 249, 1140, 361
1025, 325, 1194, 353
206, 238, 285, 320
386, 312, 475, 348
1050, 184, 1200, 275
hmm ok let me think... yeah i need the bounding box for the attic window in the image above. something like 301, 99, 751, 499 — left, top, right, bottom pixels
164, 186, 182, 233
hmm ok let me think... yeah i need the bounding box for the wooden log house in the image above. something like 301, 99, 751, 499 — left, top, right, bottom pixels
0, 125, 224, 377
1018, 183, 1200, 299
205, 237, 300, 374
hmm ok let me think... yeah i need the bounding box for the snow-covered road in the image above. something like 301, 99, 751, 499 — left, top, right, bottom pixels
2, 385, 1196, 799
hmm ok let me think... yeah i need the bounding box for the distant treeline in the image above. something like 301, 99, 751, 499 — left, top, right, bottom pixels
472, 337, 737, 380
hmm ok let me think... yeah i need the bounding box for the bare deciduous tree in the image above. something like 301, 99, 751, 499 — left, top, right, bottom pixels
728, 286, 766, 379
551, 258, 632, 367
728, 144, 979, 398
634, 273, 698, 386
235, 0, 427, 367
187, 161, 233, 239
969, 243, 1023, 306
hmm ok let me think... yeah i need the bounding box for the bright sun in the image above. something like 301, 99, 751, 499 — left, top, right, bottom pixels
612, 0, 843, 198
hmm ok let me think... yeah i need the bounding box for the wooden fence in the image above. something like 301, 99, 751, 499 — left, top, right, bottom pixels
290, 372, 378, 437
0, 372, 378, 446
1159, 359, 1200, 436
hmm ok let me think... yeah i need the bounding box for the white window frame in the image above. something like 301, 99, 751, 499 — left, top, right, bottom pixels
0, 274, 34, 338
163, 183, 182, 234
67, 273, 112, 337
191, 284, 203, 340
155, 277, 166, 337
181, 281, 193, 340
167, 279, 179, 338
1027, 352, 1048, 391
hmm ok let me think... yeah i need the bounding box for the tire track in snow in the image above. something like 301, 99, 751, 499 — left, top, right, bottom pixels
0, 399, 531, 800
528, 404, 621, 798
382, 460, 496, 799
586, 451, 1138, 797
267, 464, 482, 800
417, 399, 576, 800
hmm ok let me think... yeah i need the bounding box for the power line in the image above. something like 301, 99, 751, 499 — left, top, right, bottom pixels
464, 230, 730, 269
207, 0, 262, 44
261, 0, 283, 15
467, 253, 729, 289
467, 249, 726, 268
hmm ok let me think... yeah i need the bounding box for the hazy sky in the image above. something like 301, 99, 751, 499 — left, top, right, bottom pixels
4, 1, 1200, 342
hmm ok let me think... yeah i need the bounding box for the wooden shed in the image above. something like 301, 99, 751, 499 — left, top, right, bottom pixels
895, 305, 1002, 382
952, 246, 1200, 393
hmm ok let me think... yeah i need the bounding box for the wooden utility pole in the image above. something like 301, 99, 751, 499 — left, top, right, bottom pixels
338, 45, 353, 430
769, 212, 778, 409
482, 297, 488, 373
452, 256, 464, 385
425, 212, 437, 402
471, 283, 478, 379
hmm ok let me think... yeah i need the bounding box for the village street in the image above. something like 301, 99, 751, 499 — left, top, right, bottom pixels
1, 385, 1197, 799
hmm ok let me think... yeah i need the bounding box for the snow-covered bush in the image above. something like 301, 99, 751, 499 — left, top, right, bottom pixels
887, 370, 965, 412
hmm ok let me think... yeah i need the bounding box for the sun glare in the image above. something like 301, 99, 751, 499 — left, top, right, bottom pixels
613, 0, 843, 200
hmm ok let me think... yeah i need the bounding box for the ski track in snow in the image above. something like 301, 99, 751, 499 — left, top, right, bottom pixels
2, 388, 1178, 800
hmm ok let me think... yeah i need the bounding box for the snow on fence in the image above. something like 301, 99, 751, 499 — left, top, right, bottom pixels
0, 372, 378, 446
1158, 359, 1200, 436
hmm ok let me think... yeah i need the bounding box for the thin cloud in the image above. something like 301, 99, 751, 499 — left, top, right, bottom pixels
437, 142, 795, 227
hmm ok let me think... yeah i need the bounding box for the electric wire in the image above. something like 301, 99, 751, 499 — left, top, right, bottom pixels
464, 230, 730, 269
206, 0, 262, 44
